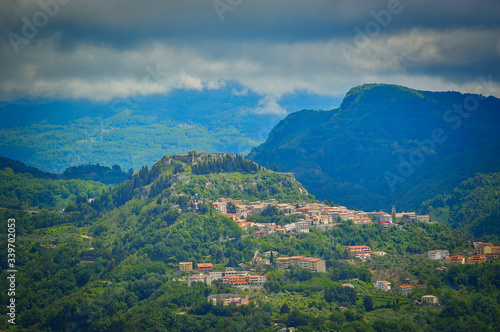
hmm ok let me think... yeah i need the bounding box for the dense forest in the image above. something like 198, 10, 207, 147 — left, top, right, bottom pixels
1, 153, 499, 331
248, 84, 500, 212
422, 172, 500, 243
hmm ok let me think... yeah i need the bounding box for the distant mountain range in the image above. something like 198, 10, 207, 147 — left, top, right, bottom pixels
248, 84, 500, 211
0, 83, 341, 173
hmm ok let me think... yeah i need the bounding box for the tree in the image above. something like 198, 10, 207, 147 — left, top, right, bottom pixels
280, 302, 290, 314
226, 202, 236, 214
363, 295, 374, 312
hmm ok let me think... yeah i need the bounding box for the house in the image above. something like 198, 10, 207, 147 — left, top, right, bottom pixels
252, 257, 263, 264
341, 283, 355, 288
428, 250, 450, 260
263, 251, 279, 258
467, 255, 487, 264
486, 246, 500, 260
247, 275, 267, 285
223, 275, 248, 286
276, 256, 326, 272
179, 262, 193, 271
208, 293, 248, 306
379, 214, 393, 223
396, 285, 412, 296
188, 274, 212, 287
445, 255, 465, 264
416, 215, 430, 223
345, 245, 372, 255
222, 274, 267, 286
251, 257, 270, 265
421, 295, 439, 304
295, 221, 310, 233
374, 281, 391, 291
476, 243, 494, 255
197, 263, 214, 272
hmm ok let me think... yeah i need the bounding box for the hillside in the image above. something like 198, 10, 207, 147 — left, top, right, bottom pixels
4, 152, 498, 332
0, 156, 58, 179
422, 172, 500, 243
92, 151, 314, 211
248, 84, 500, 211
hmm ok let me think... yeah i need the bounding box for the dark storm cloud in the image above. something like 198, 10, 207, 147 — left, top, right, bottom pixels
0, 0, 499, 101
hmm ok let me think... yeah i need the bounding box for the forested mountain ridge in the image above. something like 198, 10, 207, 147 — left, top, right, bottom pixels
1, 151, 499, 331
422, 172, 500, 243
248, 84, 500, 212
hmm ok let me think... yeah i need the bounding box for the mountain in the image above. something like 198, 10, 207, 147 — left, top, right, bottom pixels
0, 84, 341, 173
248, 84, 500, 211
421, 172, 500, 242
0, 156, 58, 179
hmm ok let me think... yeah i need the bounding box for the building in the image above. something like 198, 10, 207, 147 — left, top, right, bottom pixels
188, 274, 212, 287
374, 281, 391, 291
223, 275, 248, 286
247, 275, 267, 285
295, 221, 311, 233
396, 285, 412, 296
207, 293, 248, 306
428, 250, 450, 260
276, 256, 326, 272
476, 243, 494, 255
197, 263, 214, 272
345, 245, 372, 255
416, 215, 430, 223
341, 283, 354, 288
222, 274, 267, 286
179, 262, 193, 271
421, 295, 439, 304
467, 254, 487, 264
486, 246, 500, 260
379, 214, 393, 223
445, 255, 465, 264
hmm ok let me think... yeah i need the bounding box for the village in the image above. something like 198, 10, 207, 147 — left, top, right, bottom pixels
176, 198, 500, 307
212, 198, 430, 234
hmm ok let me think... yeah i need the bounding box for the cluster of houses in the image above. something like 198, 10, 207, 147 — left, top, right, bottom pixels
372, 281, 438, 304
213, 199, 430, 235
427, 242, 500, 264
181, 263, 267, 287
373, 280, 413, 296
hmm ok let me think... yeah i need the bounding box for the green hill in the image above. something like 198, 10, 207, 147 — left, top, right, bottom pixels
422, 172, 500, 242
1, 152, 498, 331
248, 84, 500, 211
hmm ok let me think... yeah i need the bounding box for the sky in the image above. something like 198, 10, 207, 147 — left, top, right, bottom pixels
1, 0, 499, 106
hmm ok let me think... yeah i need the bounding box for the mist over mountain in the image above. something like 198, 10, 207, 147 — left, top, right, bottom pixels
248, 84, 500, 211
0, 84, 341, 173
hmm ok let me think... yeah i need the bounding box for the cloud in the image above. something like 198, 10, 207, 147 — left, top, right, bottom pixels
0, 0, 499, 101
251, 95, 288, 115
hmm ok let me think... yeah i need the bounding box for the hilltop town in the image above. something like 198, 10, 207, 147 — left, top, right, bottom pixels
212, 198, 430, 233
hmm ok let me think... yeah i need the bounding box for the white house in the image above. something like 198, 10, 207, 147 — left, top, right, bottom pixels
428, 250, 450, 260
374, 280, 391, 291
